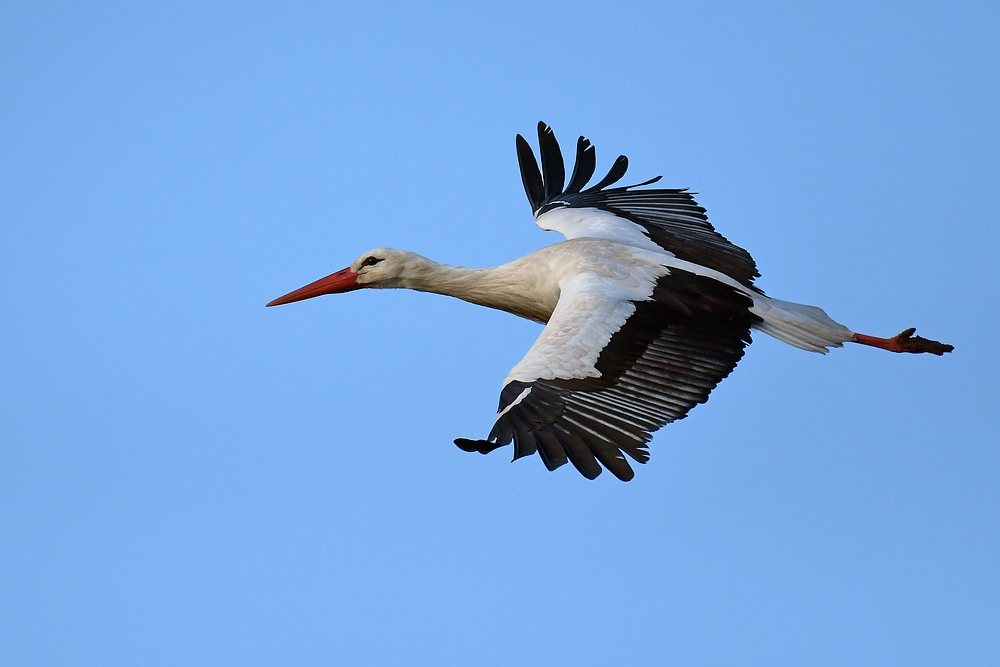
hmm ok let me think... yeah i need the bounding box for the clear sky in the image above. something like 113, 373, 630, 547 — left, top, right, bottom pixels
2, 1, 998, 665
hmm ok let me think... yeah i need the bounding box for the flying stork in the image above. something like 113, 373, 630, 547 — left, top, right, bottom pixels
267, 122, 953, 481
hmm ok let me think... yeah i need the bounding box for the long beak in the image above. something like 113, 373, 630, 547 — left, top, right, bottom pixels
266, 267, 360, 307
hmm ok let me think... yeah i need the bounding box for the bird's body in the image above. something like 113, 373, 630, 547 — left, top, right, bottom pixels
269, 123, 952, 481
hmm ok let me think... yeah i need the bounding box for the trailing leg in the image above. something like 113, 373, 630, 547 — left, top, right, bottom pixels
853, 328, 953, 355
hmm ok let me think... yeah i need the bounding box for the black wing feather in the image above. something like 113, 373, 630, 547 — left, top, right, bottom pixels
515, 134, 545, 212
536, 122, 565, 200
565, 137, 596, 194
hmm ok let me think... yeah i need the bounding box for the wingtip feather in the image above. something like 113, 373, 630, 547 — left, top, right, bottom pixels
536, 121, 565, 200
515, 133, 544, 212
566, 136, 597, 194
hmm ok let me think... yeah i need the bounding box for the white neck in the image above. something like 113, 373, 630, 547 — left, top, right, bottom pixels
394, 255, 556, 324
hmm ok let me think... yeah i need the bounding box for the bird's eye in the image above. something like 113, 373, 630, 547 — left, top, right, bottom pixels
362, 256, 382, 267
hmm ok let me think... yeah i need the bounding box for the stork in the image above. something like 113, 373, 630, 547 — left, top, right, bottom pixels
267, 123, 953, 481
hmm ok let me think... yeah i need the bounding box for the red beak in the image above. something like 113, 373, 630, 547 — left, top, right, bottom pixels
266, 267, 360, 307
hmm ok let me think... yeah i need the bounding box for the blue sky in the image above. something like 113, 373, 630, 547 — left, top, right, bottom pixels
2, 1, 998, 664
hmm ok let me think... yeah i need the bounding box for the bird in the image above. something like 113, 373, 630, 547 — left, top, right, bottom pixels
267, 122, 953, 481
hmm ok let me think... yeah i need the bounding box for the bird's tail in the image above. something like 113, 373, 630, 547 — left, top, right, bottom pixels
751, 295, 854, 353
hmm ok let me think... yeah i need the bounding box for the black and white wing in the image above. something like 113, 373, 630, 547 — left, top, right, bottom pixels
455, 269, 760, 481
515, 122, 761, 289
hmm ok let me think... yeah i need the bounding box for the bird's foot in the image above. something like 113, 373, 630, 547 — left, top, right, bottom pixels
454, 438, 505, 455
854, 328, 954, 355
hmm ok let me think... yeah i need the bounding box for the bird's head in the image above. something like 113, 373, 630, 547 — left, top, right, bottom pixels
266, 247, 424, 307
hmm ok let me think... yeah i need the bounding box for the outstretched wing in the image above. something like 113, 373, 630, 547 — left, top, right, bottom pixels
456, 268, 760, 481
515, 122, 760, 289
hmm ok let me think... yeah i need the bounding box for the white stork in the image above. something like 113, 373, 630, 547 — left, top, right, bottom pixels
268, 123, 953, 481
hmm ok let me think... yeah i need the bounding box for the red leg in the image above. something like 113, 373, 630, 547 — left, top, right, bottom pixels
853, 328, 953, 355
